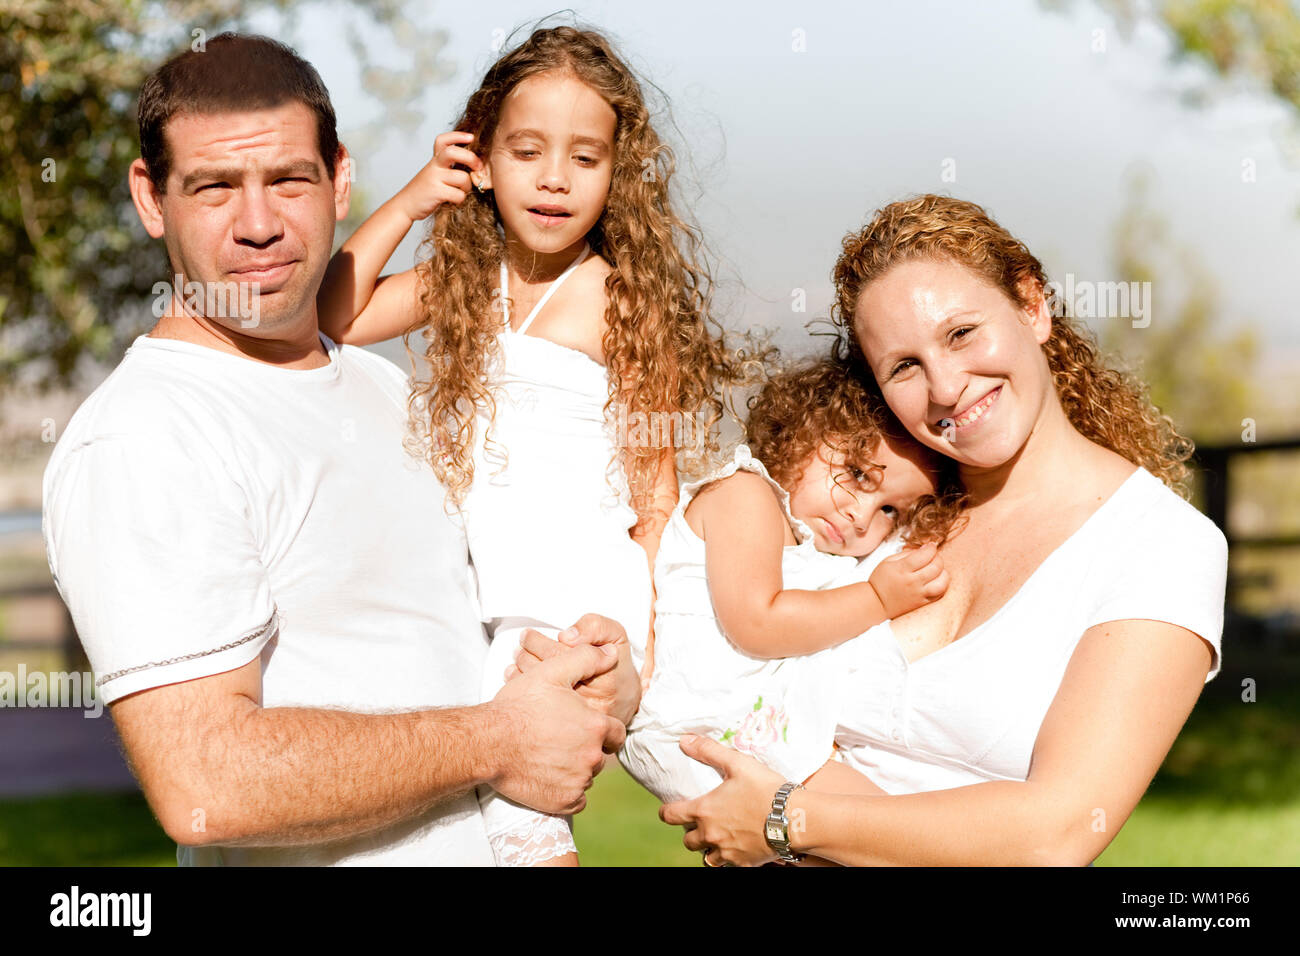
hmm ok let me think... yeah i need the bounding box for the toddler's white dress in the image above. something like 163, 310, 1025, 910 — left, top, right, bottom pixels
465, 243, 653, 865
620, 444, 863, 803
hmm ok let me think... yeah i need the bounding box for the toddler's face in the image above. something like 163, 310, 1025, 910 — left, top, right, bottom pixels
786, 432, 938, 558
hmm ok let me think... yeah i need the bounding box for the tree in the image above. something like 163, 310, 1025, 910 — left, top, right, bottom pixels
1049, 0, 1300, 173
1095, 170, 1261, 444
0, 0, 452, 393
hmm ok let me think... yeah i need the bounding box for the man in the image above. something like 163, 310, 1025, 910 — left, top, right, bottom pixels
42, 33, 639, 865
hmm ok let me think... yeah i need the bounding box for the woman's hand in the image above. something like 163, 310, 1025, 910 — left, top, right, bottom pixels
658, 734, 786, 867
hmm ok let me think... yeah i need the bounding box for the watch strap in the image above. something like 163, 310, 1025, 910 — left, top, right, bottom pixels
764, 781, 805, 863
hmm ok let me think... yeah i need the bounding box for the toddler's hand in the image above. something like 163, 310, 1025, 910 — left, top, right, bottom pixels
393, 130, 482, 223
868, 542, 948, 619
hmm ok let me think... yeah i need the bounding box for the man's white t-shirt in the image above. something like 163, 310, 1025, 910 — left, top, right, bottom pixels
42, 331, 495, 865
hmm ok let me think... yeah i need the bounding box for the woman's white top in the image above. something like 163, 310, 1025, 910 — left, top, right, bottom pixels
460, 243, 653, 658
828, 466, 1228, 795
622, 445, 863, 802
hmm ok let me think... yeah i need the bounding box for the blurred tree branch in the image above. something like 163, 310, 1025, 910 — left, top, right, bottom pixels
1049, 0, 1300, 141
1098, 169, 1260, 444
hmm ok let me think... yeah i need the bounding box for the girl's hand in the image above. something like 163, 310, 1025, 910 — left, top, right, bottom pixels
659, 734, 785, 867
393, 130, 483, 224
868, 541, 948, 619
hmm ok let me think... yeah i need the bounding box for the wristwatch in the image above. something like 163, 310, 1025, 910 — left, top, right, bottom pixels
764, 781, 805, 863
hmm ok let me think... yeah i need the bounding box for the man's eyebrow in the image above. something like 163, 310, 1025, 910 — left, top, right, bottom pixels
181, 166, 244, 190
181, 159, 322, 191
270, 159, 323, 180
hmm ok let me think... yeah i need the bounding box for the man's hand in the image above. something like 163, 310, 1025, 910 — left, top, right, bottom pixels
506, 613, 642, 727
486, 642, 627, 815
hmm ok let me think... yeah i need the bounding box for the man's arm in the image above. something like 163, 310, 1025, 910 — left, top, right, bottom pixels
111, 644, 625, 848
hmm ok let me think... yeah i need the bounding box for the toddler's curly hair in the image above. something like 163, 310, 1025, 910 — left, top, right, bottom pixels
745, 356, 959, 546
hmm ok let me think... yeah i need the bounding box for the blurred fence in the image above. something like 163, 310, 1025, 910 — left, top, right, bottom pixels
1194, 437, 1300, 647
0, 509, 82, 674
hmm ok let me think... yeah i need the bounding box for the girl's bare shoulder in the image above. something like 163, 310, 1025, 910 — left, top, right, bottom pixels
567, 253, 614, 311
527, 254, 613, 361
685, 470, 786, 539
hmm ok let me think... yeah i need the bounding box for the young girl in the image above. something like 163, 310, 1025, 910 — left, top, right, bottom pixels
621, 358, 951, 804
316, 26, 736, 866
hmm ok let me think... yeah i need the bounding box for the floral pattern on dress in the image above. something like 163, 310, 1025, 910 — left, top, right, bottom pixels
718, 695, 789, 757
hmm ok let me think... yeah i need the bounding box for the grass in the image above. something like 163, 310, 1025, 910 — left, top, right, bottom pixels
0, 764, 692, 868
0, 792, 175, 866
2, 642, 1295, 867
1094, 639, 1300, 866
574, 762, 695, 867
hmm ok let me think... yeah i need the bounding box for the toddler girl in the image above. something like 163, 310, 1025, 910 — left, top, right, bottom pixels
317, 26, 736, 864
622, 358, 949, 803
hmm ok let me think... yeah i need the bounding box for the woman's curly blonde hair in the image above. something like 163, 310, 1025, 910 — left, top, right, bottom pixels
746, 357, 958, 546
829, 195, 1194, 510
404, 25, 739, 517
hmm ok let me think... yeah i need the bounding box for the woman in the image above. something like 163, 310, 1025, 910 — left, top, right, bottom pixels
659, 194, 1228, 866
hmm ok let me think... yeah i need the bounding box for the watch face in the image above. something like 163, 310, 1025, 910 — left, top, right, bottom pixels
766, 823, 783, 842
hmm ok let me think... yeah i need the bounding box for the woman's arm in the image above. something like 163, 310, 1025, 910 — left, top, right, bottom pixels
803, 755, 887, 796
316, 131, 481, 345
661, 617, 1213, 865
698, 472, 916, 658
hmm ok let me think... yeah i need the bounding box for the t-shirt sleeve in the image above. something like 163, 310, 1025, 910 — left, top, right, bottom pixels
1083, 494, 1228, 682
44, 434, 278, 704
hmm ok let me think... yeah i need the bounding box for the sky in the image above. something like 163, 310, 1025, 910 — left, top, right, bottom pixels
267, 0, 1298, 374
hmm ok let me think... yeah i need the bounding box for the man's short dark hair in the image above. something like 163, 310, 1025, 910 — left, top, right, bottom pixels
138, 32, 341, 189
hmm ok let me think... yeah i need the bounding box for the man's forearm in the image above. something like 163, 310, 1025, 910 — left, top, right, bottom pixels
118, 694, 508, 848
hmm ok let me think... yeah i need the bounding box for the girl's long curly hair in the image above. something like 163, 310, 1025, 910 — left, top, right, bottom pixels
829, 195, 1194, 533
745, 357, 959, 547
404, 25, 738, 516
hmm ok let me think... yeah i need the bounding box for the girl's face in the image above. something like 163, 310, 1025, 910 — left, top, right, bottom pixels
786, 433, 937, 558
853, 258, 1055, 473
482, 71, 616, 261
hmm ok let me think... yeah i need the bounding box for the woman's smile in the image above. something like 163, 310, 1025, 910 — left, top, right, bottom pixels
945, 384, 1002, 432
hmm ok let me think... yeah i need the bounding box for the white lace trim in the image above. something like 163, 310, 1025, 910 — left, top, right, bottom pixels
488, 811, 577, 867
680, 444, 816, 547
